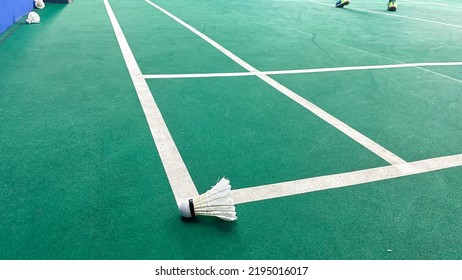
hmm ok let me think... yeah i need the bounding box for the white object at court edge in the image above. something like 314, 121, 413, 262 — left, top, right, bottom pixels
26, 12, 40, 24
179, 178, 237, 221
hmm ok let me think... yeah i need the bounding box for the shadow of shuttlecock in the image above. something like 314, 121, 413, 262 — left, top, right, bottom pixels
180, 215, 237, 232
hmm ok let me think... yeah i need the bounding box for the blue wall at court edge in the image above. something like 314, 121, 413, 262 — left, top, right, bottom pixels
0, 0, 34, 34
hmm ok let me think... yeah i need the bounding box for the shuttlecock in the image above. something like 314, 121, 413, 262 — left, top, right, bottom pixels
35, 0, 45, 9
179, 178, 237, 221
25, 12, 40, 24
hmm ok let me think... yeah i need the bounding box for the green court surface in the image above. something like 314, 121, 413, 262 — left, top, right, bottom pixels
1, 0, 462, 260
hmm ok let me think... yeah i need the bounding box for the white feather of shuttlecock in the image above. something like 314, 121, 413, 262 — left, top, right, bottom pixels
25, 12, 41, 24
181, 178, 237, 221
35, 0, 45, 9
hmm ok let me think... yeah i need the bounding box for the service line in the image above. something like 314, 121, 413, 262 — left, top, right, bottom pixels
232, 153, 462, 204
143, 61, 462, 79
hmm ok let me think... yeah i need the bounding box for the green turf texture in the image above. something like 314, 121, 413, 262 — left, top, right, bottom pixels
1, 0, 462, 260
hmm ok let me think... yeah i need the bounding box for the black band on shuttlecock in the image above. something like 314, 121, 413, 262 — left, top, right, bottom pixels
188, 199, 195, 217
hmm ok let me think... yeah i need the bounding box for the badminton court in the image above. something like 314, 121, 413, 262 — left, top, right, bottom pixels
104, 0, 462, 205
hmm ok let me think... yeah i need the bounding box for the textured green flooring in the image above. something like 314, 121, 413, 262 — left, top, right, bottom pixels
1, 0, 462, 259
275, 68, 462, 161
0, 2, 172, 259
148, 76, 387, 192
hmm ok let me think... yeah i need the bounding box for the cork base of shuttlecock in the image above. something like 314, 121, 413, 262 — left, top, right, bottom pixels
179, 199, 195, 218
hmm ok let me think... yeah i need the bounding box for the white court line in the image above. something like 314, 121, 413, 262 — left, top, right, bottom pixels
143, 71, 257, 79
265, 61, 462, 75
302, 33, 462, 85
145, 0, 406, 166
361, 2, 462, 9
232, 153, 462, 204
305, 0, 462, 29
143, 61, 462, 79
277, 0, 462, 9
103, 0, 198, 205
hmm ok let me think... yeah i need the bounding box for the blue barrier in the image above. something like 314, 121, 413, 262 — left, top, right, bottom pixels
0, 0, 34, 34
